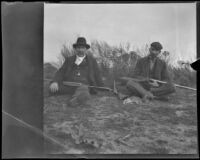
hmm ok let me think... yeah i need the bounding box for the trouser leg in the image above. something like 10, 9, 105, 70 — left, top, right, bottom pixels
126, 80, 176, 98
126, 80, 150, 98
151, 83, 176, 97
69, 85, 91, 106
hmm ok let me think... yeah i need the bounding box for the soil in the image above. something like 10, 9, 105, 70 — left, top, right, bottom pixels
43, 79, 197, 154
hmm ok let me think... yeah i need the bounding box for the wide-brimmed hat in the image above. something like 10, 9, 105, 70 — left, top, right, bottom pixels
73, 37, 90, 49
150, 42, 163, 51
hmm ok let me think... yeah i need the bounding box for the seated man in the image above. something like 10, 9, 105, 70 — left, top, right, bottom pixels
49, 37, 104, 106
126, 42, 176, 101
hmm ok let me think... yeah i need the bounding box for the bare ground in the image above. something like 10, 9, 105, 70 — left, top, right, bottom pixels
43, 80, 197, 154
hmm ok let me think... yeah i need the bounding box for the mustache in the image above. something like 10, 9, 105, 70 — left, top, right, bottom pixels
77, 51, 85, 54
76, 51, 86, 56
77, 50, 85, 52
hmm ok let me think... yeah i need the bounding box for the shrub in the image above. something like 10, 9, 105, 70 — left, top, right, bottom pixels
46, 40, 196, 88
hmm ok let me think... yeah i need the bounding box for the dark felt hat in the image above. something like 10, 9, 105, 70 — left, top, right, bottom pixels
151, 42, 163, 51
73, 37, 90, 49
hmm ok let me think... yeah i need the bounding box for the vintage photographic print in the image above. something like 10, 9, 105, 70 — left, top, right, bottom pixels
43, 3, 197, 154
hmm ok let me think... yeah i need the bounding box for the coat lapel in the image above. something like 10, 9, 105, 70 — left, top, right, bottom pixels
86, 55, 95, 83
152, 58, 161, 80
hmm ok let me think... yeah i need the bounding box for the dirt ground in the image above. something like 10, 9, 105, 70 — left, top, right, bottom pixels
43, 80, 197, 154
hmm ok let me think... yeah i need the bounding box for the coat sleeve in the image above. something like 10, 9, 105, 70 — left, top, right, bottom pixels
133, 59, 142, 78
93, 58, 104, 87
161, 62, 172, 82
52, 58, 68, 84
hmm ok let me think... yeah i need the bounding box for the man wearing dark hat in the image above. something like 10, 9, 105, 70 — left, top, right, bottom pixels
49, 37, 103, 106
125, 42, 176, 101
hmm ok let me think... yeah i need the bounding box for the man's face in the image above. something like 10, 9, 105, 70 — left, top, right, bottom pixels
75, 46, 87, 57
149, 47, 161, 59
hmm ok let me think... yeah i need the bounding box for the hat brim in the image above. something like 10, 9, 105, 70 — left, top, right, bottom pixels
73, 44, 90, 49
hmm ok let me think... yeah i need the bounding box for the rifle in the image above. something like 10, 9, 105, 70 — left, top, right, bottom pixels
44, 78, 127, 99
120, 77, 196, 91
63, 81, 115, 92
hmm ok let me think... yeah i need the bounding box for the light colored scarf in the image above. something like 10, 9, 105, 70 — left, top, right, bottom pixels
75, 55, 86, 66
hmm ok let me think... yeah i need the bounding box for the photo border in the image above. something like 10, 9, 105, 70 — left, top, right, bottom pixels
2, 1, 199, 158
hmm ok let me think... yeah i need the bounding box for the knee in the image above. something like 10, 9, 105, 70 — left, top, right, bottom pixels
77, 85, 89, 91
76, 85, 90, 94
166, 82, 176, 93
126, 80, 138, 88
89, 88, 97, 94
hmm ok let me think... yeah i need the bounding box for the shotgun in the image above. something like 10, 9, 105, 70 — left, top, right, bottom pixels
120, 77, 196, 91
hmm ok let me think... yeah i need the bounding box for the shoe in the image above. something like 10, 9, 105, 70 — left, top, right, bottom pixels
118, 93, 129, 100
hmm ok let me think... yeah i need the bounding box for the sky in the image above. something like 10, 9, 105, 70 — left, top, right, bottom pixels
44, 3, 196, 65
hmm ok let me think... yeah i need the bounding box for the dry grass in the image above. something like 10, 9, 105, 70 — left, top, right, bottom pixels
43, 40, 197, 154
45, 40, 196, 88
43, 87, 197, 154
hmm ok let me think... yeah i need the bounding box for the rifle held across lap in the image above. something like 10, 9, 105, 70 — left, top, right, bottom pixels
119, 77, 196, 91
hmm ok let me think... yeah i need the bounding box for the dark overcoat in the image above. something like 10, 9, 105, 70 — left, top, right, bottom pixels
52, 54, 104, 87
133, 56, 172, 82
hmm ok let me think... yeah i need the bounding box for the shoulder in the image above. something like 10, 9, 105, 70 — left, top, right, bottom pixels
61, 55, 76, 67
137, 56, 148, 63
86, 54, 97, 62
157, 58, 167, 67
64, 55, 76, 62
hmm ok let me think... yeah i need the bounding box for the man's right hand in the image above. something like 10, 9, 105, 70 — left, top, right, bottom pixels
143, 91, 155, 100
50, 82, 59, 93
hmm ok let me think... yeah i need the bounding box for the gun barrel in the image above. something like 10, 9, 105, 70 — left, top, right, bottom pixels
120, 77, 196, 91
63, 81, 82, 87
44, 78, 113, 91
88, 85, 113, 91
150, 78, 196, 91
63, 81, 113, 91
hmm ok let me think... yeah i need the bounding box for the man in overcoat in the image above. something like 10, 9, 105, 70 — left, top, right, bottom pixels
125, 42, 176, 101
49, 37, 103, 106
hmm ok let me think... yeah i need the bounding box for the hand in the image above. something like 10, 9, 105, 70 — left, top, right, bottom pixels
149, 79, 159, 87
144, 91, 154, 100
50, 82, 59, 93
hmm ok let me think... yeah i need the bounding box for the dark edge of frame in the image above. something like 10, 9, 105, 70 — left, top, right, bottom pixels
1, 1, 199, 159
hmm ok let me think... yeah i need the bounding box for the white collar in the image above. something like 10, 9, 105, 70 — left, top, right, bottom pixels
76, 55, 86, 59
75, 55, 86, 65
